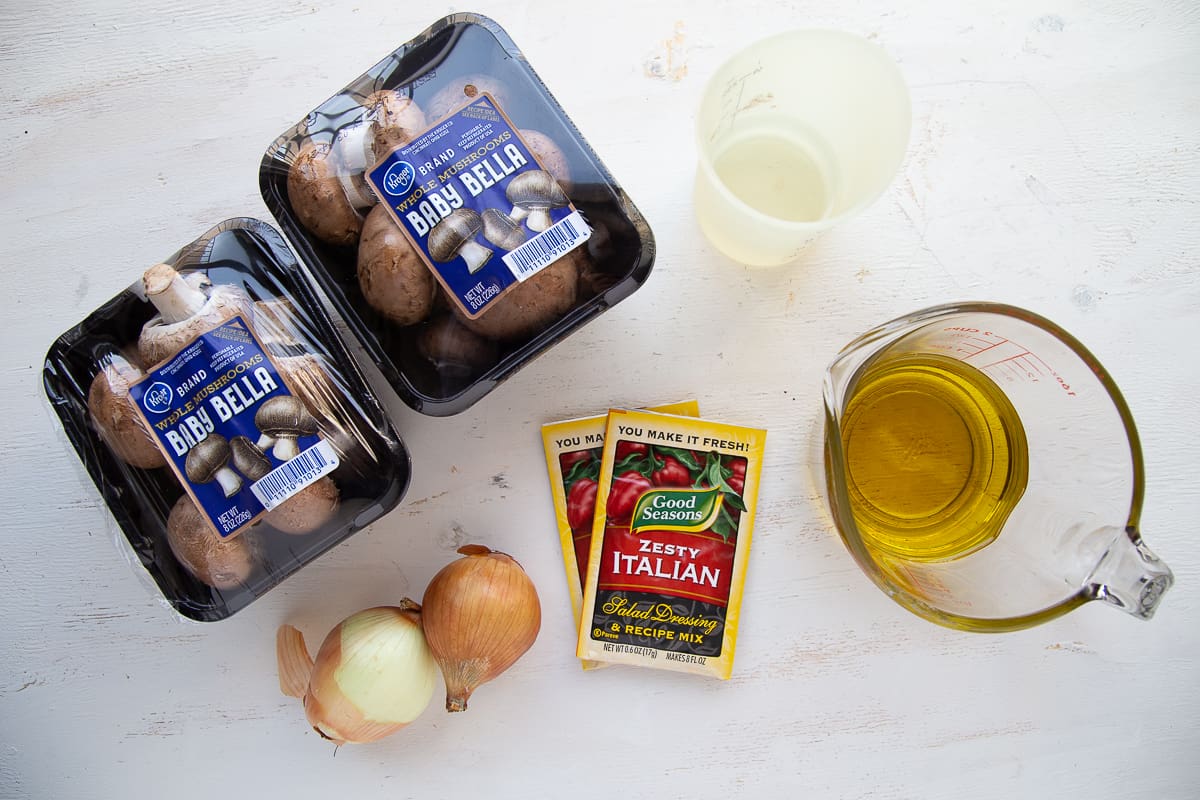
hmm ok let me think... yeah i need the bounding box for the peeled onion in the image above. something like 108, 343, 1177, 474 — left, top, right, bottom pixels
276, 602, 436, 745
421, 545, 541, 712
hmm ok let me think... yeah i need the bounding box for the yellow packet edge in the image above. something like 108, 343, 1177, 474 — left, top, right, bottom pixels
541, 400, 701, 671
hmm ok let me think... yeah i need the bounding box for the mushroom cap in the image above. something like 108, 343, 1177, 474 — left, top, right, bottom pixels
506, 170, 568, 210
519, 129, 572, 192
255, 395, 319, 438
365, 90, 428, 158
87, 353, 167, 469
427, 208, 485, 263
357, 204, 437, 325
450, 247, 582, 341
137, 281, 252, 367
419, 314, 500, 374
229, 436, 272, 482
287, 140, 364, 247
426, 75, 514, 123
185, 434, 233, 483
165, 494, 258, 590
480, 208, 527, 251
264, 477, 340, 535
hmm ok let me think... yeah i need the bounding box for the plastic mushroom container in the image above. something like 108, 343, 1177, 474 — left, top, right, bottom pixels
42, 13, 653, 619
259, 13, 655, 415
44, 220, 411, 621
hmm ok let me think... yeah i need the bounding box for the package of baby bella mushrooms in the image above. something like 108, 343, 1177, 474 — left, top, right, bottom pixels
44, 220, 410, 622
577, 409, 767, 679
541, 401, 700, 669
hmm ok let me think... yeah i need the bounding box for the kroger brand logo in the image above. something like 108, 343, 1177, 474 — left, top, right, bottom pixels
381, 160, 417, 197
141, 381, 175, 415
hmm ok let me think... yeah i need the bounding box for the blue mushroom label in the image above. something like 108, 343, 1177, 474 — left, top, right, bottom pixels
367, 94, 590, 319
128, 316, 338, 538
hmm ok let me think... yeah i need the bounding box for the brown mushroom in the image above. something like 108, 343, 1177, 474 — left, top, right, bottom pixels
519, 129, 572, 192
185, 434, 243, 498
357, 204, 437, 326
87, 351, 166, 469
426, 75, 514, 123
365, 90, 428, 158
505, 170, 569, 232
264, 476, 340, 535
255, 395, 318, 461
419, 315, 500, 375
165, 494, 258, 590
137, 264, 252, 366
287, 140, 364, 246
428, 209, 493, 273
480, 208, 526, 251
450, 247, 582, 341
229, 436, 272, 482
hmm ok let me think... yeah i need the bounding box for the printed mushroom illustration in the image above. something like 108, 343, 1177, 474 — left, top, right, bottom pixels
505, 170, 569, 232
357, 204, 438, 325
428, 209, 493, 274
186, 434, 243, 498
480, 208, 526, 251
138, 263, 251, 366
272, 353, 375, 481
255, 395, 319, 461
287, 140, 366, 246
87, 351, 166, 469
165, 494, 259, 590
229, 436, 272, 482
264, 477, 340, 535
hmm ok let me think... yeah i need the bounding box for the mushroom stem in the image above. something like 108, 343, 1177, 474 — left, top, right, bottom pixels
526, 210, 555, 233
256, 432, 278, 451
215, 466, 244, 498
460, 240, 493, 274
508, 204, 531, 224
143, 263, 209, 324
272, 437, 301, 461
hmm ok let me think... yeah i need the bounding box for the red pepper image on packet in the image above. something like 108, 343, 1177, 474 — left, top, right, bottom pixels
542, 401, 699, 670
576, 409, 766, 679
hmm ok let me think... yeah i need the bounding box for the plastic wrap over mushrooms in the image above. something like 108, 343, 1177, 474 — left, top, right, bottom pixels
44, 220, 410, 621
259, 13, 654, 416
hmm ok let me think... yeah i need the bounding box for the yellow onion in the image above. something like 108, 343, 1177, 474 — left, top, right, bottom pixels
421, 544, 541, 712
276, 602, 436, 745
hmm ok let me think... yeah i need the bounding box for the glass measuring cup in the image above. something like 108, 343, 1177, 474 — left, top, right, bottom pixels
822, 303, 1173, 631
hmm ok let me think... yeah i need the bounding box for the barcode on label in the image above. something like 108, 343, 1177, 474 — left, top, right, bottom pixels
502, 210, 591, 281
250, 439, 340, 511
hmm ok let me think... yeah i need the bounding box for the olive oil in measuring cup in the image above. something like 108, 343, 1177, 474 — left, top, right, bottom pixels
839, 353, 1029, 562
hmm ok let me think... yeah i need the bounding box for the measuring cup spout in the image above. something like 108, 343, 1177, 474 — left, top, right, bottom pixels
1086, 528, 1173, 620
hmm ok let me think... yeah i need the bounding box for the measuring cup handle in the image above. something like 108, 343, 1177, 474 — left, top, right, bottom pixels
1087, 528, 1174, 620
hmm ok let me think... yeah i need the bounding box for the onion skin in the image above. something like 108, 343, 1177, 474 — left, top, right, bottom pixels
277, 603, 437, 745
421, 545, 542, 712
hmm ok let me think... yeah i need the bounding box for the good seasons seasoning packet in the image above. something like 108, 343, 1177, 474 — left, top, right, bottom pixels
367, 94, 589, 319
577, 410, 766, 679
129, 316, 338, 539
542, 401, 700, 670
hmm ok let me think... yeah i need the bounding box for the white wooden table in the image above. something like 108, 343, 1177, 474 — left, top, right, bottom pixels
3, 1, 1197, 797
